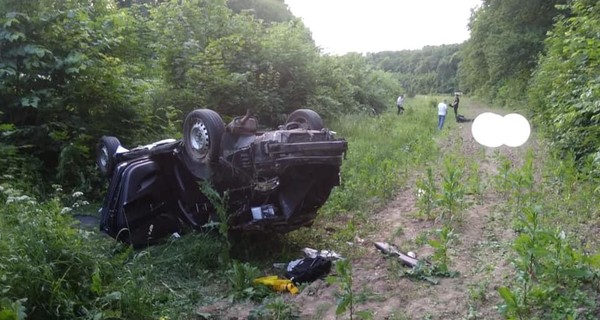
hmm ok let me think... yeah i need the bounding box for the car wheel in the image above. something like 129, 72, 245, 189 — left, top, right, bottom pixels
97, 136, 121, 177
183, 109, 225, 164
285, 109, 324, 130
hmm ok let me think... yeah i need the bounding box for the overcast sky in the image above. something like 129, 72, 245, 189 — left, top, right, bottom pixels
284, 0, 482, 55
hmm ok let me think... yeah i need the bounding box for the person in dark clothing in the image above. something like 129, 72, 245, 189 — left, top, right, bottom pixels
452, 93, 460, 120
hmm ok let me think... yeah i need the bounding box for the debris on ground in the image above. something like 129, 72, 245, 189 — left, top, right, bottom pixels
302, 247, 344, 260
374, 241, 420, 267
253, 276, 299, 294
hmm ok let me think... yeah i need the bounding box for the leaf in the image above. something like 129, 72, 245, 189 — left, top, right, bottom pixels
20, 96, 40, 108
585, 253, 600, 268
91, 268, 102, 295
422, 276, 439, 284
103, 291, 122, 301
428, 239, 442, 249
335, 295, 351, 315
560, 268, 593, 279
355, 310, 374, 320
497, 287, 517, 306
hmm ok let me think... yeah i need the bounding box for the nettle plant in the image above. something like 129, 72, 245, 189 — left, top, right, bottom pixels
494, 153, 513, 199
401, 225, 459, 284
327, 260, 373, 320
467, 161, 487, 205
438, 156, 466, 223
507, 150, 536, 214
498, 206, 600, 320
415, 167, 438, 219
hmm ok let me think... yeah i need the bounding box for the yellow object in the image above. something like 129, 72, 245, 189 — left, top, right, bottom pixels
253, 276, 299, 294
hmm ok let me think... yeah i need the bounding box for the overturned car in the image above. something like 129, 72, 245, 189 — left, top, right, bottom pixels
96, 109, 347, 247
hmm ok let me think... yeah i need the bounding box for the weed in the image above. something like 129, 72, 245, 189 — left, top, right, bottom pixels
494, 154, 513, 199
499, 206, 600, 319
226, 260, 269, 301
248, 296, 300, 320
466, 161, 486, 205
0, 298, 27, 320
429, 226, 456, 273
400, 226, 459, 284
438, 156, 466, 223
326, 260, 373, 320
415, 167, 438, 219
199, 180, 230, 239
507, 149, 536, 214
415, 230, 431, 246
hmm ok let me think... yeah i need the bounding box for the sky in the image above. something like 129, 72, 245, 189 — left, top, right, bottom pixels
284, 0, 482, 55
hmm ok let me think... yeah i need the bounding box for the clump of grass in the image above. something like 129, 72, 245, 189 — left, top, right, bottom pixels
322, 101, 438, 218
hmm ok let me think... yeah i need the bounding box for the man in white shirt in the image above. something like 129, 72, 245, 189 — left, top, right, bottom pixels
437, 100, 448, 130
396, 95, 405, 115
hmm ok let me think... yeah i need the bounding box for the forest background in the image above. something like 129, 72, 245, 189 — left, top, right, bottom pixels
1, 0, 598, 196
0, 0, 599, 319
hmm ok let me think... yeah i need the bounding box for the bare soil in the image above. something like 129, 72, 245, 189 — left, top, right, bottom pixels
215, 103, 532, 320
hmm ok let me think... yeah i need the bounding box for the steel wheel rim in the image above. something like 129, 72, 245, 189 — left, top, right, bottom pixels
190, 120, 210, 158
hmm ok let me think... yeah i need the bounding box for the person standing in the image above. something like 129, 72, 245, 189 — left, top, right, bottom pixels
452, 93, 460, 120
396, 94, 405, 115
437, 99, 448, 130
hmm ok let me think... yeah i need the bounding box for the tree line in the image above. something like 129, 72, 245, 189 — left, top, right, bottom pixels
463, 0, 599, 170
371, 0, 599, 172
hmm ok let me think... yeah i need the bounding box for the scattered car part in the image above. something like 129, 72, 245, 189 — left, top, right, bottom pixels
374, 241, 420, 267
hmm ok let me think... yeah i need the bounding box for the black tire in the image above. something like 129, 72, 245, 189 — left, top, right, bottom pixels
97, 136, 121, 177
285, 109, 324, 130
183, 109, 225, 164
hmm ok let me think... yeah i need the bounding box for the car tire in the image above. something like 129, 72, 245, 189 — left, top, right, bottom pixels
285, 109, 324, 130
97, 136, 121, 177
183, 109, 225, 164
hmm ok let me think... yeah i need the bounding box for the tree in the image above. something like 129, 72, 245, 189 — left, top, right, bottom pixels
0, 0, 145, 194
528, 0, 600, 166
458, 0, 566, 106
227, 0, 294, 23
368, 44, 461, 96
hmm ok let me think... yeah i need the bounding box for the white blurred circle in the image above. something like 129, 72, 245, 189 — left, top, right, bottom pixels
503, 114, 531, 147
471, 112, 504, 147
471, 112, 531, 148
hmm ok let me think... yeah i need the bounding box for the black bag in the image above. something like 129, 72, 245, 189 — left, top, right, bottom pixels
286, 256, 332, 284
456, 114, 473, 123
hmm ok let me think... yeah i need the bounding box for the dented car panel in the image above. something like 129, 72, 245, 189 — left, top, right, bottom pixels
97, 109, 347, 247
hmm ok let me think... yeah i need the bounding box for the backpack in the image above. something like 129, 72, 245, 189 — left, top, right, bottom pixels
286, 256, 332, 284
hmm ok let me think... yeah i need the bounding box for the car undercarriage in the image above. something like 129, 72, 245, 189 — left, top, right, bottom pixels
96, 109, 347, 247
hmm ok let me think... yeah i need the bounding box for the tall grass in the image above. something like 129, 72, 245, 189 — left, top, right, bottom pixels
0, 181, 231, 319
322, 97, 439, 217
496, 146, 600, 319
